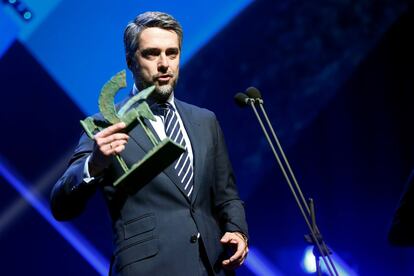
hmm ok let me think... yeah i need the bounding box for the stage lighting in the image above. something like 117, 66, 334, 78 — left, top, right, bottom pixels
301, 246, 358, 276
2, 0, 33, 21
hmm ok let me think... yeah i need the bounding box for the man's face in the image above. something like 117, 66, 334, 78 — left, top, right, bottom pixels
134, 27, 180, 102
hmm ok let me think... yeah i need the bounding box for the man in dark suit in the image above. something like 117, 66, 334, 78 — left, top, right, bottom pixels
50, 11, 248, 275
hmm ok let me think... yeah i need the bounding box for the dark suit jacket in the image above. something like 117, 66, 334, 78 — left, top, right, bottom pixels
50, 98, 248, 275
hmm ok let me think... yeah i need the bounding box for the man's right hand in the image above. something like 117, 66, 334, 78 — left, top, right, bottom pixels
88, 122, 129, 176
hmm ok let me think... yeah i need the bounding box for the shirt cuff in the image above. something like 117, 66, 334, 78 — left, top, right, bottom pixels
83, 155, 95, 183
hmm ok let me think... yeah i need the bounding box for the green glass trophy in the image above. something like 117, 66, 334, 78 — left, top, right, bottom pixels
80, 70, 185, 187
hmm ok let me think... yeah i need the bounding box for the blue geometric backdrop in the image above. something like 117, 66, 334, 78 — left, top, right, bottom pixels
1, 0, 413, 275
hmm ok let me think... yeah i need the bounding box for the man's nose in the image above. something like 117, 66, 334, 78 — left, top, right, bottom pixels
158, 53, 169, 71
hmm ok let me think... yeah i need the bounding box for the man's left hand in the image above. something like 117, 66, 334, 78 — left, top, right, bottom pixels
220, 232, 248, 269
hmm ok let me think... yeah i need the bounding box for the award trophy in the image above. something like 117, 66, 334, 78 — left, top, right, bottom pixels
80, 70, 185, 187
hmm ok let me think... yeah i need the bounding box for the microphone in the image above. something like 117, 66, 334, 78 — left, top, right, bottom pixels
234, 87, 339, 276
245, 87, 263, 104
234, 92, 251, 107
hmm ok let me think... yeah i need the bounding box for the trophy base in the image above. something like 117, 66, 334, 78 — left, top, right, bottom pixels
113, 138, 185, 187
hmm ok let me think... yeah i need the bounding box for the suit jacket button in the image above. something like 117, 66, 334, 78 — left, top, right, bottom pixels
190, 234, 198, 243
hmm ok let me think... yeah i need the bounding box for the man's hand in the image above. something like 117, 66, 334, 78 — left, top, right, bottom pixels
89, 122, 129, 176
220, 232, 248, 270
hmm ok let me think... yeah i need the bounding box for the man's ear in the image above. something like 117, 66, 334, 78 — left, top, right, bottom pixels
126, 57, 133, 71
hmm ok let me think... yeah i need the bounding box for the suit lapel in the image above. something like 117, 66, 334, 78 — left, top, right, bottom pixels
162, 153, 191, 202
128, 118, 158, 154
128, 112, 191, 202
125, 98, 201, 204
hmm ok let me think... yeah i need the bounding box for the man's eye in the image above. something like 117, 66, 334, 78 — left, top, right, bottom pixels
166, 49, 179, 58
141, 49, 160, 58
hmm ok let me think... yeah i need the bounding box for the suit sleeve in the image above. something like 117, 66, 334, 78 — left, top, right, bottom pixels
212, 116, 249, 238
50, 132, 102, 221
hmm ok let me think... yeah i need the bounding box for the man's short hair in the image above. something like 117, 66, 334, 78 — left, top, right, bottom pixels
124, 11, 183, 70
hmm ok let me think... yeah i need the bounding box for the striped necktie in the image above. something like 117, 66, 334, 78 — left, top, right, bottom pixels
159, 103, 194, 197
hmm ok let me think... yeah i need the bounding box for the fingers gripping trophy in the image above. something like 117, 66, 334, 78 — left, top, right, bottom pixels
80, 70, 184, 189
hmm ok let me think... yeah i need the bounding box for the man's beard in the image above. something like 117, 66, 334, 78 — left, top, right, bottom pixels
136, 71, 178, 103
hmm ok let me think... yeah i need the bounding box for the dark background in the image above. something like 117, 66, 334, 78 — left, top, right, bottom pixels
1, 0, 413, 275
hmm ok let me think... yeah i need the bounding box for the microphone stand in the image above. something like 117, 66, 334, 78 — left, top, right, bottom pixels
246, 96, 338, 276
